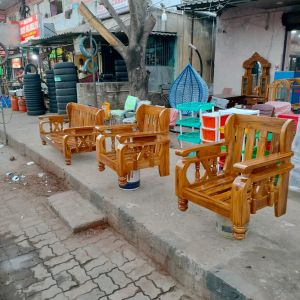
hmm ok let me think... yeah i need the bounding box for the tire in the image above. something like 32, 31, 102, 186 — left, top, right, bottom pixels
84, 58, 98, 74
27, 110, 46, 116
54, 62, 75, 69
56, 88, 77, 96
115, 60, 125, 66
54, 68, 76, 75
46, 70, 54, 74
54, 74, 77, 82
46, 76, 54, 81
24, 63, 38, 74
79, 36, 97, 57
23, 82, 41, 87
56, 95, 77, 103
115, 65, 127, 72
55, 81, 77, 89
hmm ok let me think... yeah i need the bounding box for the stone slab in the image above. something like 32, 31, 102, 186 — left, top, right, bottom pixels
48, 191, 107, 233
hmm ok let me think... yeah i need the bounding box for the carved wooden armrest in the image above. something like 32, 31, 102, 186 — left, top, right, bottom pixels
175, 141, 226, 157
116, 131, 166, 143
39, 115, 65, 135
63, 126, 95, 134
95, 124, 137, 135
233, 152, 293, 174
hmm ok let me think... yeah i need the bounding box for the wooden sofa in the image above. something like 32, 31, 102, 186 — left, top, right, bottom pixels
39, 103, 105, 165
176, 114, 294, 240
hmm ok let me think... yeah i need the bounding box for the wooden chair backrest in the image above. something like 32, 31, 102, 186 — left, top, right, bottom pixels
136, 105, 170, 133
223, 114, 294, 173
67, 103, 105, 128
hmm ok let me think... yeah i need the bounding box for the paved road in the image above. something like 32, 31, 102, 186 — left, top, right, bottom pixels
0, 145, 195, 300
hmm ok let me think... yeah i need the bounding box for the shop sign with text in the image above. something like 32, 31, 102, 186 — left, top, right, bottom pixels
19, 15, 40, 43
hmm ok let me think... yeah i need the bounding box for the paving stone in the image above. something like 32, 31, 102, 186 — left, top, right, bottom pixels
84, 255, 109, 272
147, 271, 176, 293
158, 288, 194, 300
107, 268, 131, 288
37, 223, 50, 235
64, 280, 97, 299
30, 232, 57, 244
54, 270, 78, 292
72, 248, 93, 264
49, 292, 68, 300
108, 283, 139, 300
107, 250, 128, 267
67, 265, 90, 284
45, 253, 73, 267
48, 191, 107, 233
39, 245, 55, 260
122, 247, 137, 262
50, 259, 79, 276
30, 285, 62, 300
135, 277, 161, 299
76, 288, 105, 299
87, 261, 116, 279
83, 243, 103, 259
31, 263, 51, 280
24, 277, 56, 295
126, 292, 150, 300
93, 274, 118, 294
122, 259, 155, 281
50, 242, 68, 256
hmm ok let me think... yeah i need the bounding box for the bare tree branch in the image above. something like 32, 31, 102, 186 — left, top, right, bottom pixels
78, 2, 126, 56
100, 0, 129, 36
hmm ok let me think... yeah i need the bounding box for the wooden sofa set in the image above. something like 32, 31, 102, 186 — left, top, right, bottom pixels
39, 102, 295, 240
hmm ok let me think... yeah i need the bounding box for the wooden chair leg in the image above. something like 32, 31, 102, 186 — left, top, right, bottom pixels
65, 158, 71, 165
159, 146, 170, 177
178, 198, 188, 211
42, 140, 46, 145
233, 225, 247, 240
275, 172, 289, 217
98, 162, 105, 171
119, 176, 127, 186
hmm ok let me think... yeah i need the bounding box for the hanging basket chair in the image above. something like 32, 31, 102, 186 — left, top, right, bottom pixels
169, 64, 209, 109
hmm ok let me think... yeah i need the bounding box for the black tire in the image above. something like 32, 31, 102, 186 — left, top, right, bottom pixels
56, 88, 77, 96
115, 71, 128, 77
24, 63, 38, 74
115, 60, 125, 66
54, 62, 75, 69
115, 65, 127, 72
57, 103, 70, 109
27, 110, 46, 116
56, 95, 77, 104
26, 105, 45, 111
55, 81, 77, 89
46, 70, 54, 74
23, 82, 41, 88
46, 76, 54, 81
54, 74, 77, 82
24, 73, 40, 79
54, 68, 76, 75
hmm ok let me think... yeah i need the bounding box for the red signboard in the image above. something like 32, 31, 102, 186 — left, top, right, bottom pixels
19, 15, 40, 43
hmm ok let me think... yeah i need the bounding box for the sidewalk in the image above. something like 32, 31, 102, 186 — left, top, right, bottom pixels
1, 110, 300, 299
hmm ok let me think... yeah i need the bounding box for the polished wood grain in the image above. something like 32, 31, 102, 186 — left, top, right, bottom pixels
176, 114, 294, 240
96, 104, 170, 186
39, 103, 105, 165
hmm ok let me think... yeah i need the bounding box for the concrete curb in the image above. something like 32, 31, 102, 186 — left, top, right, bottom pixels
3, 130, 253, 299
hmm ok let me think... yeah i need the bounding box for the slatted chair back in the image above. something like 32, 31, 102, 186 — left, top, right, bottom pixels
136, 105, 170, 133
67, 103, 104, 127
223, 114, 294, 174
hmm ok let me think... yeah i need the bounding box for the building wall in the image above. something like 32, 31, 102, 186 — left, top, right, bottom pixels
213, 8, 285, 95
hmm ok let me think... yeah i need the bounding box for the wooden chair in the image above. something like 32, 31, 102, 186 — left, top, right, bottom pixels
175, 114, 294, 240
96, 104, 170, 186
39, 103, 105, 165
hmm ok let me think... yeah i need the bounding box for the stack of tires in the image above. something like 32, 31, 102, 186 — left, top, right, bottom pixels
23, 64, 45, 116
115, 60, 128, 81
45, 70, 57, 113
54, 62, 78, 115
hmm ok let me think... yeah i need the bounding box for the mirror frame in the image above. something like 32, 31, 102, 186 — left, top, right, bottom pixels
241, 52, 271, 97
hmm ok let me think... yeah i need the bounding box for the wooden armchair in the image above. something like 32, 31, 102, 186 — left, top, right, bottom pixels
176, 114, 294, 240
39, 103, 105, 165
96, 105, 170, 187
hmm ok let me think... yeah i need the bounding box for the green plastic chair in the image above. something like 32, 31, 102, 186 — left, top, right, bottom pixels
110, 95, 138, 122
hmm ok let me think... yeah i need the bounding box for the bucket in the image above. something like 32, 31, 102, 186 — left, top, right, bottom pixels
119, 170, 140, 190
215, 214, 249, 239
18, 98, 27, 112
11, 96, 19, 111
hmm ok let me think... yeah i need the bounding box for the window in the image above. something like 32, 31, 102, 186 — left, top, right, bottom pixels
50, 0, 63, 17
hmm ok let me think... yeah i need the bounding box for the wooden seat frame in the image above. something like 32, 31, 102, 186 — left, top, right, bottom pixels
96, 105, 170, 186
39, 103, 105, 165
176, 114, 294, 240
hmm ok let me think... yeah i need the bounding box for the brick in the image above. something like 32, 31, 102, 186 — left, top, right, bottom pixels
54, 270, 78, 292
72, 248, 93, 264
64, 280, 97, 299
67, 265, 90, 284
135, 277, 161, 299
108, 284, 139, 300
93, 274, 118, 294
31, 264, 51, 280
39, 245, 55, 260
44, 253, 73, 267
50, 242, 68, 256
107, 268, 131, 288
50, 259, 79, 276
147, 271, 176, 293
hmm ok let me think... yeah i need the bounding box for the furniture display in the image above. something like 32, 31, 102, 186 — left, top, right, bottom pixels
110, 95, 138, 123
241, 52, 270, 98
39, 102, 105, 165
176, 102, 214, 146
175, 114, 294, 240
96, 104, 170, 188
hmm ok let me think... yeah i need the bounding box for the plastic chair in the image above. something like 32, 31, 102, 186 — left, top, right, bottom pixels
110, 95, 138, 123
